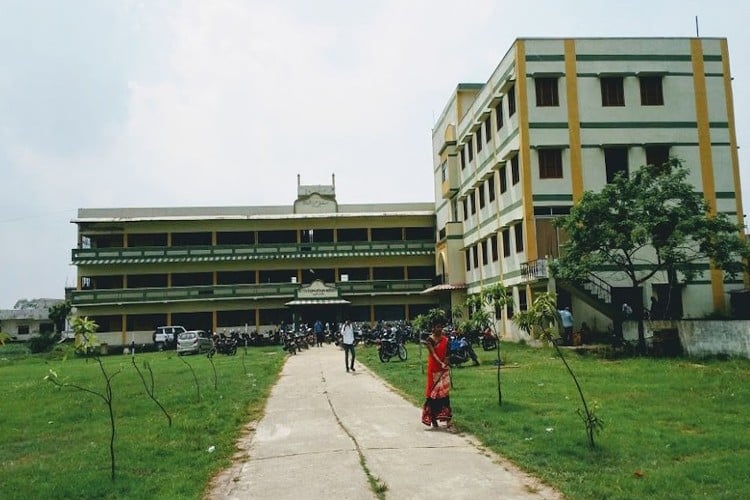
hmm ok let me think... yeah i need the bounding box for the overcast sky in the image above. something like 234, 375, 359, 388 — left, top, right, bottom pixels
1, 0, 749, 308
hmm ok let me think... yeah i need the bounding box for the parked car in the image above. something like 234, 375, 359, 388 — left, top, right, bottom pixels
152, 325, 187, 350
176, 330, 214, 355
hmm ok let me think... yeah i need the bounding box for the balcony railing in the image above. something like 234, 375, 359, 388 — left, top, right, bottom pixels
521, 259, 549, 282
72, 240, 435, 265
70, 279, 434, 306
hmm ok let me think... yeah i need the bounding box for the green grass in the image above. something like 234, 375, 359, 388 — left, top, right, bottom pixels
0, 345, 285, 499
358, 342, 750, 500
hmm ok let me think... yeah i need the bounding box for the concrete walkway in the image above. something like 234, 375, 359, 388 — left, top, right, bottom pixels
208, 345, 561, 500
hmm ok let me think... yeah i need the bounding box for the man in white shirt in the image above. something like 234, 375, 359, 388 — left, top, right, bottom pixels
341, 320, 356, 372
558, 307, 573, 345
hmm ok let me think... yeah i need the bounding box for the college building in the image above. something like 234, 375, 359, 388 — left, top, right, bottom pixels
431, 37, 745, 338
70, 176, 439, 346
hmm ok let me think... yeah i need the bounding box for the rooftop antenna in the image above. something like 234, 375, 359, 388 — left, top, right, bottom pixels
695, 16, 700, 37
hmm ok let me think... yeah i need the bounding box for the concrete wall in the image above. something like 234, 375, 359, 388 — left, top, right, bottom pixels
622, 319, 750, 359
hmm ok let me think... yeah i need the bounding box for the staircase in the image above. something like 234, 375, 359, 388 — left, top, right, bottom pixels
558, 274, 618, 320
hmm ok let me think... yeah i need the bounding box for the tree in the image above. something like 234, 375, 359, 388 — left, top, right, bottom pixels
514, 292, 602, 448
463, 283, 513, 405
553, 159, 750, 351
48, 301, 72, 334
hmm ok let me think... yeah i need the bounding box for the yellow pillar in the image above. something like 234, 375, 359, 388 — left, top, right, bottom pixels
516, 40, 537, 261
564, 39, 584, 201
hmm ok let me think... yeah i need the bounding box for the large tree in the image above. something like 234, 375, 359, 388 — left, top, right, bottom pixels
553, 159, 750, 351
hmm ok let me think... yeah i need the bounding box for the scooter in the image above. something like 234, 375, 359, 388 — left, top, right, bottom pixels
448, 334, 479, 367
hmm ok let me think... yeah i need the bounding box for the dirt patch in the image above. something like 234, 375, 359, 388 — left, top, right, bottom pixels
203, 421, 258, 500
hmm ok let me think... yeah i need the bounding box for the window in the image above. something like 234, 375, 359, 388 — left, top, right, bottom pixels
645, 145, 670, 169
476, 128, 483, 153
470, 191, 476, 215
495, 99, 504, 130
467, 137, 474, 162
640, 76, 664, 106
18, 325, 30, 335
506, 303, 514, 319
460, 146, 466, 170
481, 240, 488, 265
465, 249, 471, 270
479, 184, 486, 208
514, 223, 524, 252
502, 228, 511, 257
605, 147, 629, 183
511, 155, 520, 185
472, 244, 479, 268
508, 84, 516, 116
499, 165, 507, 193
519, 290, 528, 312
535, 77, 559, 106
491, 235, 499, 261
451, 199, 459, 222
538, 148, 563, 179
462, 198, 468, 220
601, 77, 625, 106
484, 116, 492, 144
488, 176, 496, 202
440, 161, 447, 182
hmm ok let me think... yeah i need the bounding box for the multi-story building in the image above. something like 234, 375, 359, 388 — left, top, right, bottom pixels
431, 37, 744, 337
70, 177, 438, 346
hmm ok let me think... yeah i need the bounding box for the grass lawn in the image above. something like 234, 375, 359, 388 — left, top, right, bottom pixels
0, 344, 285, 499
357, 341, 750, 500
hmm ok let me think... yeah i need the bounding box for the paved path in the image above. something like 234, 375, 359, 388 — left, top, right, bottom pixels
208, 345, 561, 500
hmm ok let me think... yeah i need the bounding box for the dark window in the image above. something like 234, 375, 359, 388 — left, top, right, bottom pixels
519, 290, 528, 311
508, 84, 516, 116
172, 232, 211, 246
640, 76, 664, 106
514, 223, 524, 252
405, 226, 434, 240
506, 303, 514, 319
372, 228, 401, 241
535, 77, 559, 106
373, 266, 405, 280
481, 240, 488, 265
538, 148, 563, 179
502, 229, 511, 257
472, 244, 479, 268
605, 147, 629, 183
495, 99, 504, 130
476, 127, 483, 153
337, 228, 368, 242
407, 265, 434, 279
257, 230, 296, 244
491, 235, 499, 261
173, 272, 212, 287
484, 116, 492, 143
645, 145, 670, 169
441, 161, 447, 182
479, 184, 486, 208
217, 231, 255, 245
601, 77, 625, 106
511, 155, 520, 185
460, 146, 466, 170
467, 137, 474, 162
128, 233, 167, 247
465, 249, 471, 270
462, 198, 468, 221
499, 165, 507, 193
470, 191, 476, 215
488, 176, 496, 202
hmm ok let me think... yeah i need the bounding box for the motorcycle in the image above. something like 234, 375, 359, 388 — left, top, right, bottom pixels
214, 334, 238, 355
377, 330, 408, 362
481, 328, 498, 351
448, 334, 479, 367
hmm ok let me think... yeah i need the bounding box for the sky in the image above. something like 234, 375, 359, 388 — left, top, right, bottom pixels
1, 0, 749, 308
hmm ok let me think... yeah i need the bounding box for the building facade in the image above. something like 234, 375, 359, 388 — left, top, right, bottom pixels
0, 298, 63, 341
431, 37, 745, 338
70, 177, 438, 346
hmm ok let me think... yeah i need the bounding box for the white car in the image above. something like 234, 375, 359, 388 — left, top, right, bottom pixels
176, 330, 214, 355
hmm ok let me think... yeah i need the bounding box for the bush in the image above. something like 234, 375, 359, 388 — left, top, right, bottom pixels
28, 335, 58, 354
45, 343, 77, 361
0, 343, 31, 358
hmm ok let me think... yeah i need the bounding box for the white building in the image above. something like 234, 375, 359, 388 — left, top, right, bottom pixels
431, 37, 744, 338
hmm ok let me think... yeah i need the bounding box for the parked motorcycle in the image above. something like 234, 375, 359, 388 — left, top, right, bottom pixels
214, 334, 238, 355
377, 330, 408, 362
481, 328, 498, 351
448, 333, 479, 367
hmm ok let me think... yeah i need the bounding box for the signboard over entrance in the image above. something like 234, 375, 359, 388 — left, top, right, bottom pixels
297, 279, 340, 300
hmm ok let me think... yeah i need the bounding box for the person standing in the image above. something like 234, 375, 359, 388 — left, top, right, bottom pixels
558, 306, 573, 345
422, 315, 453, 431
341, 320, 356, 372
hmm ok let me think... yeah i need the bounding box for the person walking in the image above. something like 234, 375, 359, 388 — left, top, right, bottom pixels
422, 314, 453, 431
314, 319, 324, 347
558, 306, 573, 345
341, 320, 356, 372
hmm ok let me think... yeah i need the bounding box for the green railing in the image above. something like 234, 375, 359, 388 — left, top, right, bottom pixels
72, 240, 435, 264
70, 279, 434, 306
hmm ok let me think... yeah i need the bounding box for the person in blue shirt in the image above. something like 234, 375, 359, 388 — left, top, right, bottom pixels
558, 307, 573, 345
314, 319, 324, 347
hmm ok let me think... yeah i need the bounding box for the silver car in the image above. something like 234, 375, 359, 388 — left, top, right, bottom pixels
176, 330, 214, 355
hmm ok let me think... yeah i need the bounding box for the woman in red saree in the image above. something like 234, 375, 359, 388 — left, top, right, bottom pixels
422, 317, 453, 430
